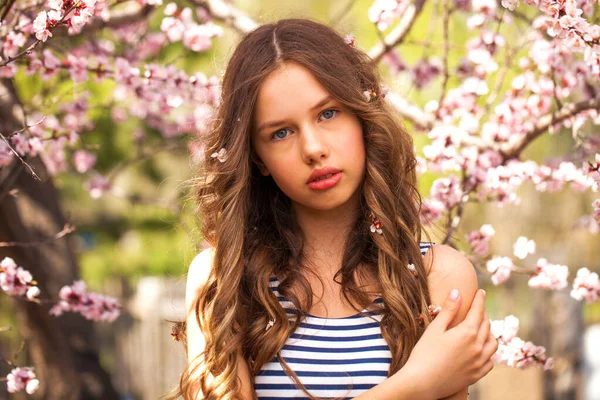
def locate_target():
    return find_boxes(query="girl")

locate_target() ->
[173,18,498,400]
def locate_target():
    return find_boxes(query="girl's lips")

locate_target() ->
[307,172,342,190]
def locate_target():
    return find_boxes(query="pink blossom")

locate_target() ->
[570,267,600,302]
[528,258,569,290]
[368,0,406,31]
[72,150,97,173]
[593,199,600,223]
[493,337,553,370]
[49,280,120,322]
[84,175,112,199]
[33,11,52,42]
[491,315,519,342]
[182,25,215,52]
[0,141,13,166]
[3,32,27,58]
[48,0,64,10]
[10,133,30,156]
[513,236,536,259]
[466,224,495,256]
[420,198,446,225]
[491,315,553,370]
[412,58,442,89]
[0,257,40,301]
[6,367,39,394]
[430,175,463,208]
[501,0,519,10]
[486,256,514,285]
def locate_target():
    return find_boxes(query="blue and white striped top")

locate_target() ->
[254,242,434,399]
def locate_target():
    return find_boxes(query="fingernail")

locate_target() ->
[450,289,459,300]
[482,289,486,297]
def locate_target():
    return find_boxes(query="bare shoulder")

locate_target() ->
[423,244,479,328]
[186,247,215,308]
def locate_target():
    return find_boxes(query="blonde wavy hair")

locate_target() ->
[167,18,434,400]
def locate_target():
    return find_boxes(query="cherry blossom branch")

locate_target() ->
[385,91,435,129]
[77,4,155,36]
[0,3,79,68]
[0,0,15,22]
[0,134,40,180]
[368,0,428,63]
[190,0,258,33]
[502,95,600,159]
[0,224,75,248]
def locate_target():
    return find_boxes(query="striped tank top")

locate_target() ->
[254,242,434,399]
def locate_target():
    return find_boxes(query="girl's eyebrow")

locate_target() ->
[256,95,334,133]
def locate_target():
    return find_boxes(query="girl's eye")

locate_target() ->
[271,128,291,141]
[320,109,338,120]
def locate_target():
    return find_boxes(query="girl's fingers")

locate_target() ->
[481,331,499,360]
[476,312,491,344]
[462,289,485,330]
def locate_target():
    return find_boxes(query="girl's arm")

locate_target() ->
[185,248,254,400]
[425,244,482,400]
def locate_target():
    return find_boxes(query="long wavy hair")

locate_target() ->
[168,18,435,400]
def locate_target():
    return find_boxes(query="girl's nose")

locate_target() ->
[300,125,329,164]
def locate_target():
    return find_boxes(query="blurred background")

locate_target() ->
[0,0,599,399]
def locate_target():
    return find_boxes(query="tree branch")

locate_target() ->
[368,0,428,63]
[385,91,435,129]
[190,0,258,34]
[0,224,75,248]
[502,95,600,159]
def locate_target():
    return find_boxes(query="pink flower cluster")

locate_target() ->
[528,258,569,290]
[491,315,554,370]
[466,224,496,257]
[368,0,410,30]
[486,256,514,285]
[570,267,600,303]
[6,367,39,394]
[160,3,223,52]
[513,236,536,260]
[49,280,120,322]
[0,258,40,301]
[33,0,104,42]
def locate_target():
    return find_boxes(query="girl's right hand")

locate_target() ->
[404,289,498,399]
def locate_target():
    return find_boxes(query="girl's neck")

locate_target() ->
[292,193,360,277]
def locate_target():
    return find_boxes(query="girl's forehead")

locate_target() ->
[254,63,331,120]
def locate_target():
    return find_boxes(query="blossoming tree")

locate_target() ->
[1,0,599,398]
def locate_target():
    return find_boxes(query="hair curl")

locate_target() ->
[166,18,435,400]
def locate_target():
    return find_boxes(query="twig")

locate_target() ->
[0,224,75,248]
[502,95,600,159]
[368,0,427,63]
[0,326,12,332]
[189,0,258,34]
[0,134,40,181]
[0,4,77,68]
[442,172,470,245]
[0,0,15,22]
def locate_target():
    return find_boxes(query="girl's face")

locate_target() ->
[251,62,366,214]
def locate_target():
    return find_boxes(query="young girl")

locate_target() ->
[173,18,498,400]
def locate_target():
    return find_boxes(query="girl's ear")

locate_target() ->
[252,153,270,176]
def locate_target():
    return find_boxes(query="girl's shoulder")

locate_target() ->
[186,247,215,307]
[423,244,478,328]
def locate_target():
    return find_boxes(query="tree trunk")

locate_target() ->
[0,81,120,400]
